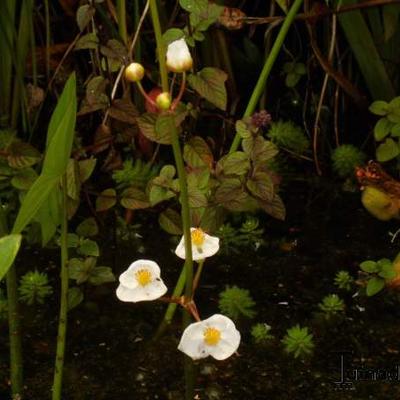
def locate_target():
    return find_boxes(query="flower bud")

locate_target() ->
[125,62,145,82]
[166,38,193,73]
[156,92,171,110]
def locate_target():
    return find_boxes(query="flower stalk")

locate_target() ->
[229,0,304,153]
[52,176,69,400]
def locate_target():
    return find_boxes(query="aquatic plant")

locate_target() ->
[282,325,314,358]
[178,314,240,360]
[0,289,8,321]
[218,286,256,320]
[18,270,53,305]
[318,294,345,315]
[251,323,274,343]
[331,144,366,178]
[359,258,396,296]
[267,120,309,155]
[334,271,354,291]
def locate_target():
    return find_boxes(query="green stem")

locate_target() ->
[44,0,50,81]
[116,0,128,45]
[52,177,69,400]
[149,0,168,92]
[192,259,205,294]
[154,267,186,339]
[229,0,304,153]
[149,2,194,399]
[1,204,23,399]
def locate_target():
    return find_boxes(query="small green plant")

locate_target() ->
[359,258,396,296]
[217,216,264,254]
[331,144,366,178]
[18,270,53,305]
[0,289,8,321]
[282,325,314,358]
[282,61,306,88]
[218,286,256,320]
[318,294,345,315]
[267,120,309,155]
[369,97,400,162]
[251,323,274,343]
[112,159,159,190]
[334,270,354,291]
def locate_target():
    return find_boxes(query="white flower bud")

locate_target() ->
[125,62,145,82]
[166,38,193,73]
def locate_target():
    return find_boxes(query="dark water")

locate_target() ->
[1,184,400,399]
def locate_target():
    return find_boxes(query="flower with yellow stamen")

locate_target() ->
[116,259,167,302]
[178,314,241,360]
[175,227,220,261]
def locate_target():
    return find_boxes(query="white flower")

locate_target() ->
[166,38,193,73]
[175,228,219,261]
[116,259,167,302]
[178,314,241,360]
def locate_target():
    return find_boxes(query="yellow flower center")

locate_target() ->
[135,269,152,286]
[203,327,221,346]
[191,229,205,247]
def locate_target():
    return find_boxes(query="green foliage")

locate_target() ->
[68,257,115,286]
[331,144,366,178]
[359,258,396,296]
[370,97,400,162]
[318,294,345,314]
[18,270,53,305]
[112,159,159,190]
[0,234,22,282]
[282,325,314,358]
[282,61,306,88]
[267,120,309,155]
[334,270,354,291]
[217,216,264,254]
[251,323,274,343]
[0,289,7,321]
[218,285,256,320]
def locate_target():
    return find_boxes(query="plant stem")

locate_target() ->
[229,0,304,153]
[154,267,186,339]
[52,177,69,400]
[116,0,128,45]
[44,0,50,81]
[148,2,194,398]
[149,0,168,92]
[0,204,23,399]
[192,259,205,294]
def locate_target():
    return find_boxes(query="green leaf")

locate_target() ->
[78,158,96,182]
[12,174,59,234]
[75,32,99,50]
[162,28,185,45]
[159,208,182,235]
[360,260,379,273]
[217,152,250,176]
[120,187,150,210]
[179,0,208,13]
[391,123,400,137]
[0,234,22,281]
[366,277,385,296]
[215,178,258,211]
[76,217,98,237]
[376,138,399,162]
[76,4,95,31]
[258,194,286,220]
[187,186,207,208]
[69,258,90,284]
[78,239,99,257]
[43,73,77,176]
[200,206,225,233]
[88,266,115,285]
[285,72,301,88]
[235,120,252,139]
[183,136,213,169]
[246,172,274,202]
[68,287,84,311]
[374,117,394,141]
[66,233,80,248]
[369,100,389,116]
[187,67,227,110]
[242,136,278,163]
[383,5,400,42]
[96,188,117,211]
[160,165,176,180]
[11,168,38,190]
[7,141,41,169]
[149,178,175,206]
[137,113,171,145]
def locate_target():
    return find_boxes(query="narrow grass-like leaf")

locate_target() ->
[0,234,22,281]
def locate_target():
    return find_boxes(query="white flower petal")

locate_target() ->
[175,228,220,261]
[119,259,161,288]
[116,279,167,303]
[116,284,140,302]
[177,314,241,361]
[119,269,139,289]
